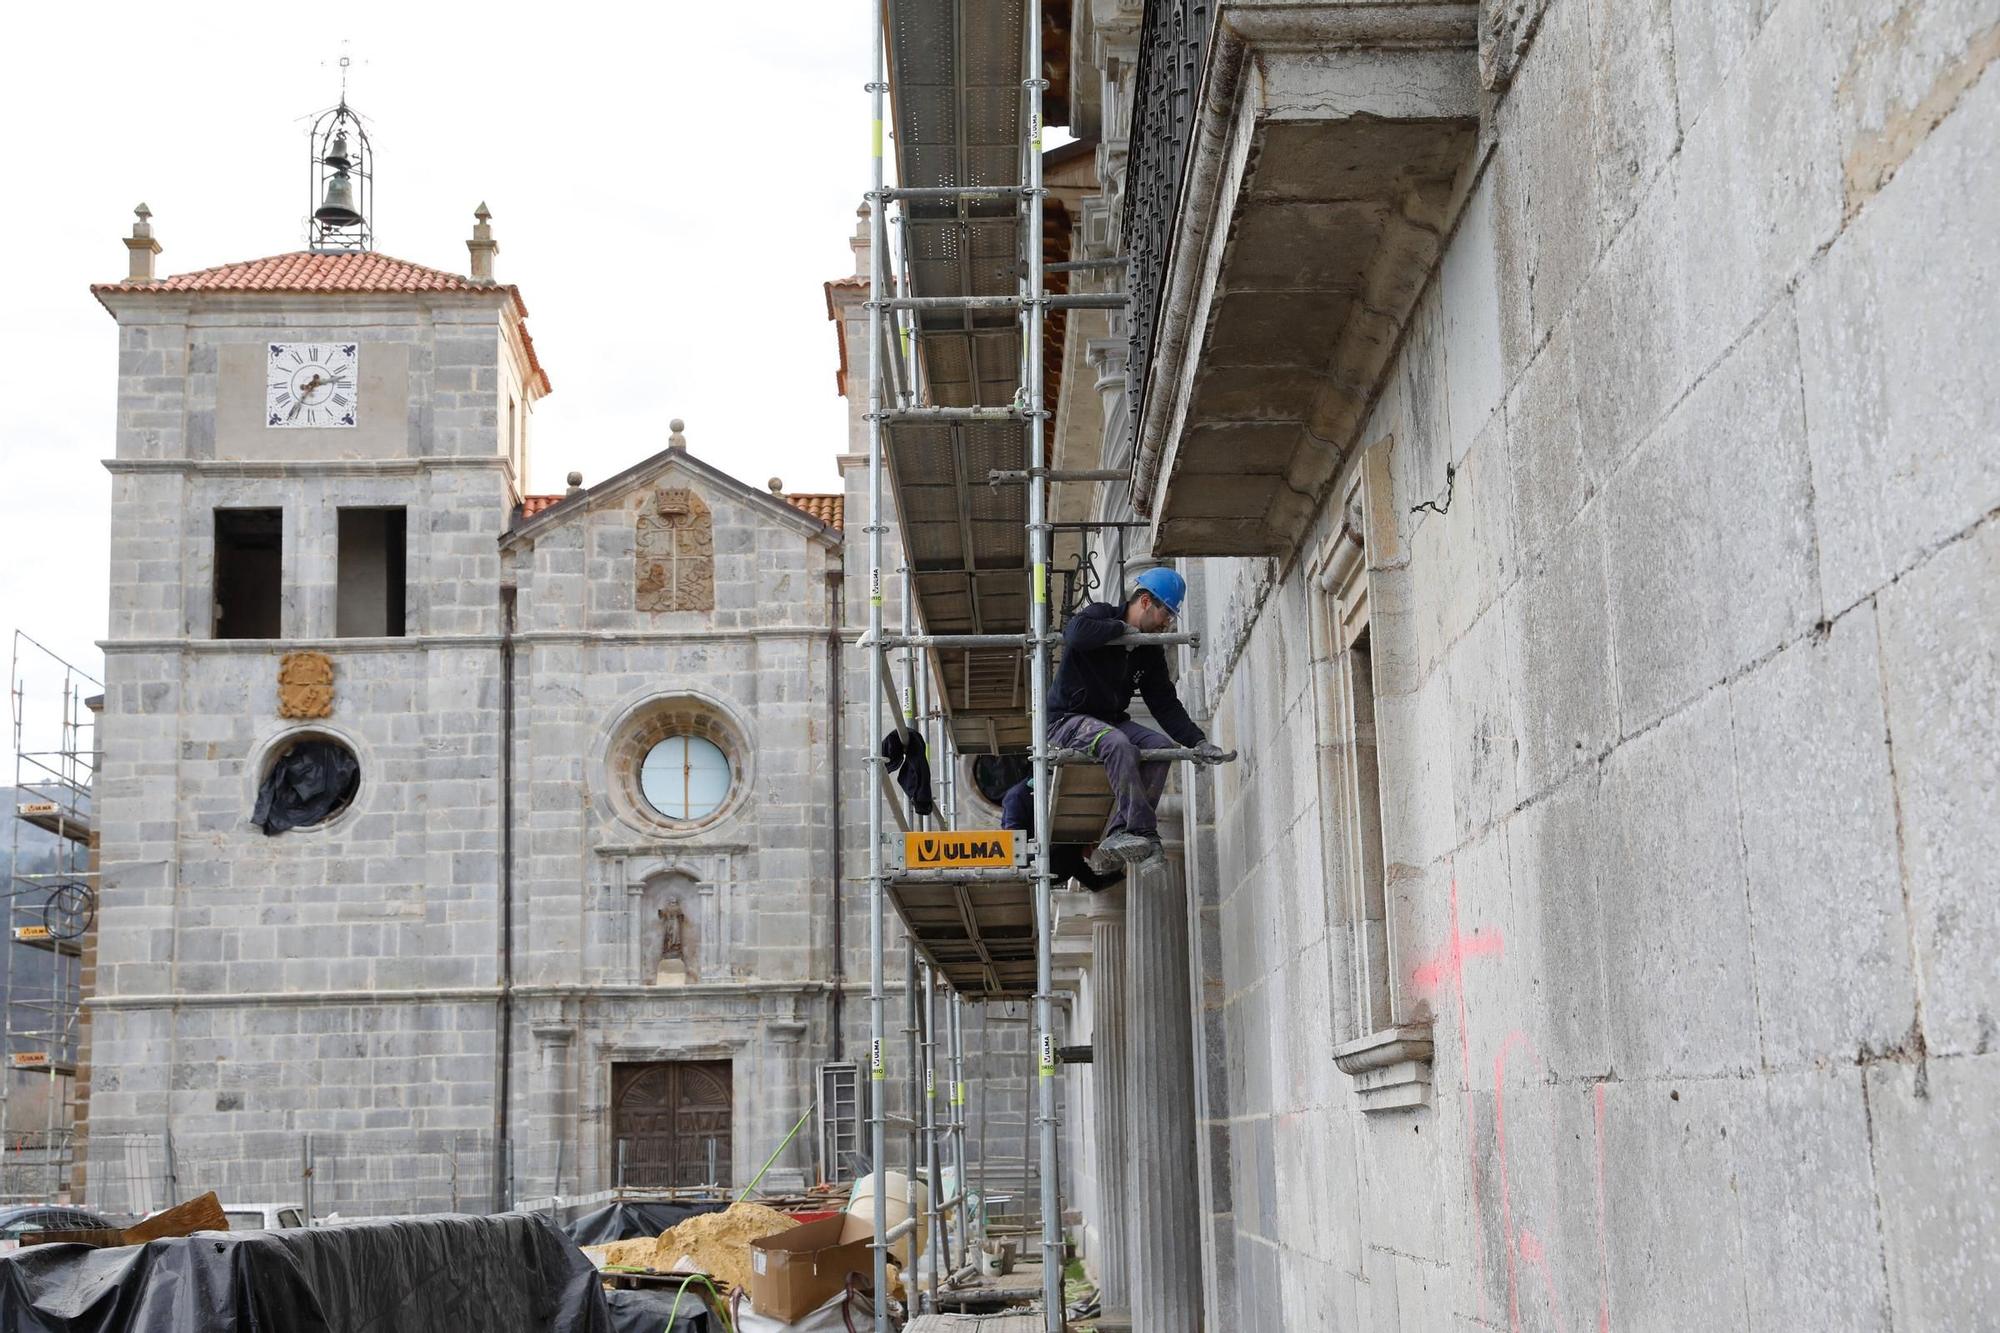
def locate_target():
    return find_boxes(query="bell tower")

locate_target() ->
[307,73,373,252]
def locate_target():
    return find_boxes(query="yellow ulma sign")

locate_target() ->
[904,831,1016,870]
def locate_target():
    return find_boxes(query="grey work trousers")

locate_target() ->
[1049,713,1173,839]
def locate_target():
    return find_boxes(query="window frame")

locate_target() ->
[1310,438,1435,1110]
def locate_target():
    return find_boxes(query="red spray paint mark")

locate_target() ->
[1594,1082,1611,1333]
[1412,926,1504,993]
[1495,1030,1565,1333]
[1423,876,1507,1323]
[1518,1228,1566,1333]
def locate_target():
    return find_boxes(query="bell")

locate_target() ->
[314,168,362,227]
[322,130,355,171]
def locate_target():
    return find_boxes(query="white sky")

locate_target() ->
[0,2,889,763]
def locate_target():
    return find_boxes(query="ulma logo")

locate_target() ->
[905,830,1015,868]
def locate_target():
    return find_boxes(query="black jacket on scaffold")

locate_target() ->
[1048,601,1206,747]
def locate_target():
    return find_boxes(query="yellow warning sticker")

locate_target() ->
[1034,561,1047,605]
[904,830,1016,870]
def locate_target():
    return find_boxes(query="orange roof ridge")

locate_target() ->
[93,249,550,394]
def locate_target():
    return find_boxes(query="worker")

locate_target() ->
[999,774,1124,890]
[1047,567,1226,870]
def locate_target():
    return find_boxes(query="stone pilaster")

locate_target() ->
[1125,839,1203,1329]
[1090,889,1132,1313]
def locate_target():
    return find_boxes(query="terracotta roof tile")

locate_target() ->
[93,250,552,394]
[784,492,844,529]
[520,494,566,518]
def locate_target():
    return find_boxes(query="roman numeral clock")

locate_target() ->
[266,342,358,427]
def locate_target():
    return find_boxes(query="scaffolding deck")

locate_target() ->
[15,802,92,844]
[889,874,1037,999]
[884,0,1036,756]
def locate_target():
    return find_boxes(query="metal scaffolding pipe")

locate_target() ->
[874,293,1126,311]
[868,631,1199,649]
[923,966,944,1305]
[1047,255,1127,272]
[904,943,925,1310]
[1025,8,1063,1324]
[988,468,1130,483]
[878,184,1026,200]
[864,22,891,1329]
[949,994,970,1252]
[880,406,1029,424]
[1051,746,1235,765]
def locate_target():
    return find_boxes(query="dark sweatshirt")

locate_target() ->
[1048,601,1205,747]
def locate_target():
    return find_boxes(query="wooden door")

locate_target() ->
[613,1061,734,1189]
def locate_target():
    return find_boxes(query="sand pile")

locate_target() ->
[602,1202,800,1290]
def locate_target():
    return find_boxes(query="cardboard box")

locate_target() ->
[747,1214,875,1321]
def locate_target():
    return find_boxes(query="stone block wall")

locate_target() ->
[1181,1,1999,1327]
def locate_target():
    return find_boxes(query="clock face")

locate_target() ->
[266,342,358,428]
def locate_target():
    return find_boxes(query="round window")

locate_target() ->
[253,736,360,835]
[971,754,1032,808]
[639,735,732,821]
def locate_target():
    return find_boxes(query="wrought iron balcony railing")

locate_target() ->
[1120,0,1217,471]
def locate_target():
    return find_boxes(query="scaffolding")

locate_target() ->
[859,2,1217,1327]
[3,633,101,1204]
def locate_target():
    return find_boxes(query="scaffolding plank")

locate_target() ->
[15,802,92,845]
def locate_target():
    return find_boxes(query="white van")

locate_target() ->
[221,1203,308,1231]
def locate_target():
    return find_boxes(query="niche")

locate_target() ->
[640,873,703,986]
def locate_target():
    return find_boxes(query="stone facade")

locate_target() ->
[1053,0,1999,1328]
[81,228,1041,1218]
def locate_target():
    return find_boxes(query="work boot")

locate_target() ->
[1085,843,1123,877]
[1097,831,1162,865]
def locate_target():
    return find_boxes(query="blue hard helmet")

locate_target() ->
[1130,567,1187,617]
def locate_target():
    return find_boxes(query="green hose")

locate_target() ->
[665,1270,733,1333]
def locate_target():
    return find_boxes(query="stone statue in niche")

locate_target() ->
[652,897,696,986]
[636,487,715,612]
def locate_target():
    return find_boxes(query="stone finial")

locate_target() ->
[767,477,785,495]
[668,419,688,452]
[467,201,499,284]
[851,201,872,280]
[565,470,584,496]
[124,202,162,282]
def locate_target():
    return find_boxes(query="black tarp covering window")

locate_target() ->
[0,1212,612,1333]
[253,740,361,835]
[564,1198,730,1246]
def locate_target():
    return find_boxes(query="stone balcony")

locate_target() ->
[1125,1,1481,557]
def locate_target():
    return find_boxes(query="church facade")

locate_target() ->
[76,203,1010,1215]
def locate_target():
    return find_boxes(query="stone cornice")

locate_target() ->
[104,457,510,477]
[87,979,831,1011]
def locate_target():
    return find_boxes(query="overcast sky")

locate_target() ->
[0,2,895,761]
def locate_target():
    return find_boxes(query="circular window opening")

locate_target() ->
[639,735,732,821]
[253,736,360,835]
[971,754,1032,808]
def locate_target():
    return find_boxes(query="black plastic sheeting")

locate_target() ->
[0,1212,612,1333]
[564,1198,730,1247]
[253,739,361,835]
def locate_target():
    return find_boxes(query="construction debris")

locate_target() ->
[601,1201,799,1291]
